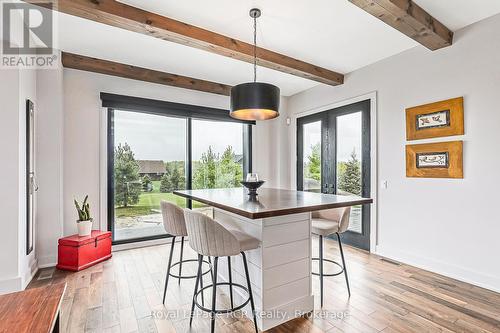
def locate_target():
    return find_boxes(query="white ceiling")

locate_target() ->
[54,0,500,96]
[414,0,500,31]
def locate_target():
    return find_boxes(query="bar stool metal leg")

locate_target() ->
[178,237,184,285]
[319,235,324,307]
[227,257,234,308]
[208,256,214,282]
[211,257,219,333]
[163,236,176,304]
[242,252,258,333]
[200,262,205,307]
[190,254,203,327]
[337,233,351,297]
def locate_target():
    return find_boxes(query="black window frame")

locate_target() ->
[105,94,253,245]
[297,100,371,250]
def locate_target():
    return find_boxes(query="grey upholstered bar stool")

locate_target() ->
[311,206,352,307]
[160,201,210,305]
[184,208,259,333]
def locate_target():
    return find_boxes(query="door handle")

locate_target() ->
[30,173,39,193]
[329,183,335,194]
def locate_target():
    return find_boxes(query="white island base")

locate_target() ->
[213,208,314,331]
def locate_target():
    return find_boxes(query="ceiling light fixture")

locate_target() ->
[230,8,280,121]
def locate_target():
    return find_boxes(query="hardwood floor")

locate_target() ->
[28,237,500,333]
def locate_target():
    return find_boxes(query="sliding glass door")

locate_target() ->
[111,110,187,242]
[108,109,252,244]
[192,119,245,190]
[297,100,371,250]
[190,119,246,215]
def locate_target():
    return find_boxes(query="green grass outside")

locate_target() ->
[115,181,204,218]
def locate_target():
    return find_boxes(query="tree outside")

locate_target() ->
[160,166,186,193]
[114,143,141,207]
[193,145,242,189]
[141,175,152,192]
[337,149,361,196]
[114,143,242,218]
[305,143,321,182]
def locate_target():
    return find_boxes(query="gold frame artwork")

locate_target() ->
[406,97,464,140]
[406,141,463,178]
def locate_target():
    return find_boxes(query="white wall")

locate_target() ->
[0,8,39,293]
[36,60,64,268]
[253,97,291,189]
[286,14,500,292]
[0,64,37,293]
[0,68,22,293]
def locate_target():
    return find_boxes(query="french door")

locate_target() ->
[297,100,371,250]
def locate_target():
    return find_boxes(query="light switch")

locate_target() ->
[381,180,388,189]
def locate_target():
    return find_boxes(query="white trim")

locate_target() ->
[38,262,57,269]
[0,276,23,294]
[293,91,377,118]
[38,254,57,268]
[290,91,378,253]
[21,258,39,289]
[112,237,175,252]
[375,244,500,293]
[99,108,108,231]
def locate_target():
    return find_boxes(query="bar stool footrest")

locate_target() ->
[169,259,211,279]
[194,282,250,314]
[311,257,344,277]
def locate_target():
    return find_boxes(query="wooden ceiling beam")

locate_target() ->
[61,52,232,95]
[28,0,344,86]
[349,0,453,50]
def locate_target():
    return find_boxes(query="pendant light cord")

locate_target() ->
[253,14,257,83]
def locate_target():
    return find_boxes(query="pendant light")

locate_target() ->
[230,8,280,121]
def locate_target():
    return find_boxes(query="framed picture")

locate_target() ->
[406,141,463,178]
[406,97,464,140]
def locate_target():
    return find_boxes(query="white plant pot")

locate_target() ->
[77,219,93,237]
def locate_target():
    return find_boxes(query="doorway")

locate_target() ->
[26,99,37,255]
[297,100,371,250]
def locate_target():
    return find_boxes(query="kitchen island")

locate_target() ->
[173,188,372,331]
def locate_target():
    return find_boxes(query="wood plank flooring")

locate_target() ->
[28,237,500,333]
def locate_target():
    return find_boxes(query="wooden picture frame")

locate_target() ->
[406,141,463,178]
[406,97,464,140]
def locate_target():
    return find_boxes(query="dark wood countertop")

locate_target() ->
[174,188,373,219]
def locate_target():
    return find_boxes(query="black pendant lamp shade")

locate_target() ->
[230,82,280,121]
[230,8,280,121]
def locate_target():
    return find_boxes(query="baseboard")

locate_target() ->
[22,258,39,289]
[112,237,173,252]
[375,244,500,293]
[0,276,23,295]
[38,254,57,268]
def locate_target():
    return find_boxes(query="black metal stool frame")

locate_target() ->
[311,233,351,307]
[190,252,258,333]
[162,236,212,305]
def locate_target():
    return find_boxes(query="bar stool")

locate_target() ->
[183,208,259,333]
[311,206,352,307]
[160,201,211,305]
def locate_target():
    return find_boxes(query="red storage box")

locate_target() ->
[56,230,112,271]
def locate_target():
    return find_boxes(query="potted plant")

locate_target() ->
[74,195,93,236]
